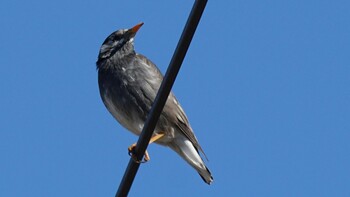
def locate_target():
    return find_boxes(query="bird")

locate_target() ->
[96,22,213,184]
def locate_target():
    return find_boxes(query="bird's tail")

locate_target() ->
[169,135,213,184]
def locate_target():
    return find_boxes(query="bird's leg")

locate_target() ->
[149,133,165,143]
[128,133,165,163]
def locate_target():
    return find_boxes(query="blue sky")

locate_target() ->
[1,0,350,196]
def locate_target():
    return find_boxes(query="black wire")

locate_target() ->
[115,0,208,196]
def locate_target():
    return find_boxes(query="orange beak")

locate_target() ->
[130,22,144,34]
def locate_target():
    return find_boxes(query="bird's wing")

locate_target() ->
[164,93,208,160]
[130,54,207,159]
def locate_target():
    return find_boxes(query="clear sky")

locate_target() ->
[1,0,349,196]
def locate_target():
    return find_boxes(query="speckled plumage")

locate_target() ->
[96,23,213,184]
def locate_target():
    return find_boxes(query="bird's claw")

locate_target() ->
[128,144,150,163]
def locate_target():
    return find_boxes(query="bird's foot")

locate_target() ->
[128,143,150,163]
[127,133,164,163]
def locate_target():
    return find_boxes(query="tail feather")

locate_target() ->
[169,135,213,184]
[199,166,213,185]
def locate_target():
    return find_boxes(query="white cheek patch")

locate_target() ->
[112,39,123,48]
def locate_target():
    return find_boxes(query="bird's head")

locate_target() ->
[97,22,144,65]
